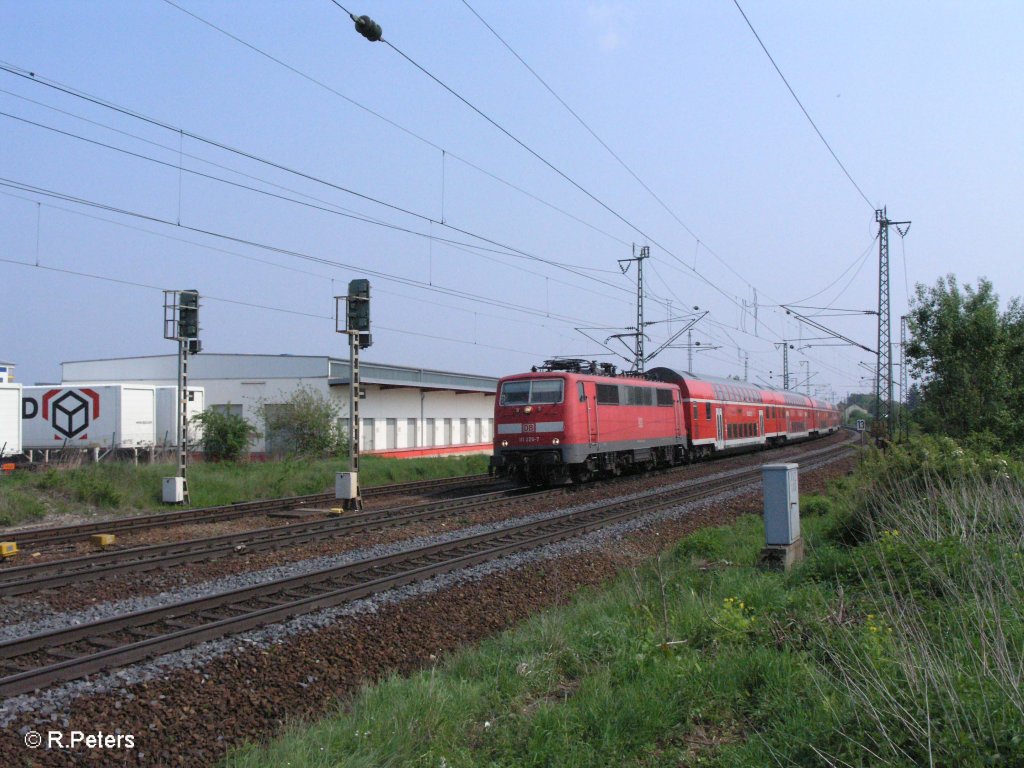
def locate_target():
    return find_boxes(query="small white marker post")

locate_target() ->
[758,463,804,571]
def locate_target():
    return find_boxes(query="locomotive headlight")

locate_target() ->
[524,406,533,414]
[552,438,560,445]
[501,440,509,447]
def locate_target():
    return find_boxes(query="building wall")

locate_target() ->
[350,386,494,452]
[62,355,496,455]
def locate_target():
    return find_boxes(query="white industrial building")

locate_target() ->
[61,354,497,457]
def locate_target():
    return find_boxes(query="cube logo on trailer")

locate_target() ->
[21,388,102,440]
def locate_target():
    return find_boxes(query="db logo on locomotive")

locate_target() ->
[21,388,101,441]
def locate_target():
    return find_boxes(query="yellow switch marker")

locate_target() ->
[0,542,18,558]
[91,533,117,548]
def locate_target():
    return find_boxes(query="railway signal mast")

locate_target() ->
[874,208,911,438]
[162,289,201,504]
[336,280,371,511]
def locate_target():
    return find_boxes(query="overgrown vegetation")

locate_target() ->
[257,386,344,458]
[226,439,1023,767]
[0,453,489,528]
[191,407,257,462]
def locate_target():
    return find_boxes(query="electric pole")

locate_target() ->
[899,315,909,441]
[774,342,793,390]
[874,208,911,437]
[617,245,649,373]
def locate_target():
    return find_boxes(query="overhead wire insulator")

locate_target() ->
[353,15,382,42]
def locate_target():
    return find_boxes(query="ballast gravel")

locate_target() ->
[0,460,767,644]
[0,447,855,766]
[0,475,755,727]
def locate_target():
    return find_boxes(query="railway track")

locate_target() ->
[1,473,497,550]
[0,486,563,596]
[0,437,855,595]
[0,440,853,698]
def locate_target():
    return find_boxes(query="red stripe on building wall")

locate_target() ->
[366,442,493,460]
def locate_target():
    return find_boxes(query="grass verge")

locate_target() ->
[226,439,1024,767]
[0,453,490,527]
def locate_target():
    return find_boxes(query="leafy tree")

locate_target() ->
[906,275,1015,445]
[257,386,343,458]
[905,383,922,412]
[191,408,255,461]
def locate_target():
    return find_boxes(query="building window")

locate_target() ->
[407,418,418,448]
[362,418,375,451]
[386,418,398,450]
[443,418,453,446]
[459,418,468,444]
[474,418,482,443]
[486,418,493,441]
[425,418,436,447]
[210,403,243,419]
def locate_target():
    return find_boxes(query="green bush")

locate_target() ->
[191,408,255,461]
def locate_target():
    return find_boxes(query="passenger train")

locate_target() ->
[490,359,841,484]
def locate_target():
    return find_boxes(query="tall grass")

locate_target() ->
[812,473,1024,767]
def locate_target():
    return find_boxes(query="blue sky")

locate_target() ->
[1,1,1021,400]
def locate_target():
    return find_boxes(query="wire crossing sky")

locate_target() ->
[1,1,1021,401]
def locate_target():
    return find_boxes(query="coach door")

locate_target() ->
[758,410,764,438]
[715,408,724,450]
[580,381,599,446]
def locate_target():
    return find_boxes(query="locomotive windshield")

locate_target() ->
[499,379,564,405]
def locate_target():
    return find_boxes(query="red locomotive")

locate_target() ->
[490,359,840,484]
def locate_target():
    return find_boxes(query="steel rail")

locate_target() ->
[0,442,854,698]
[0,486,559,596]
[2,473,496,549]
[0,437,854,593]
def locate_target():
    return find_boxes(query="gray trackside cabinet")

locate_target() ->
[336,472,358,500]
[762,463,800,545]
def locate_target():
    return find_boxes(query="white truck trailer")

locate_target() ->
[155,386,206,447]
[0,383,22,458]
[21,384,156,449]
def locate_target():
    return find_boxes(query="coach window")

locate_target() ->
[705,402,712,420]
[693,404,698,421]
